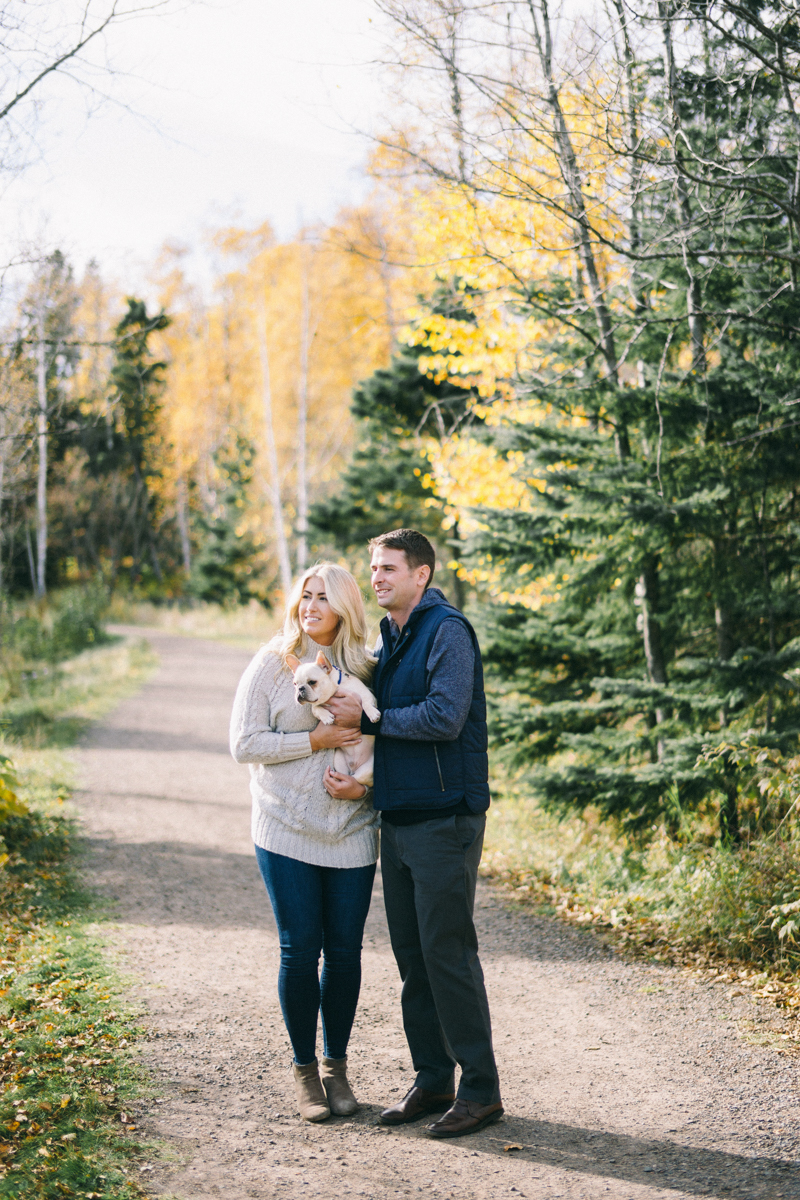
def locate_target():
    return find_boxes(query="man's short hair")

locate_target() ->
[369,528,436,588]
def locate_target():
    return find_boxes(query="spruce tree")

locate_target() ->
[189,434,262,605]
[108,299,171,585]
[310,284,480,601]
[460,17,800,841]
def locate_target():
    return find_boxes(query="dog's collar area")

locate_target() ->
[335,667,343,685]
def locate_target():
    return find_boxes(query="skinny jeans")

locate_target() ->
[255,845,376,1065]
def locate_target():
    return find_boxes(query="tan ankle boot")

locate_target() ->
[320,1056,359,1116]
[292,1059,330,1122]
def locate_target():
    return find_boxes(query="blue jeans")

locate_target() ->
[254,846,376,1064]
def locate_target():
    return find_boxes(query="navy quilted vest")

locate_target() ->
[372,598,490,813]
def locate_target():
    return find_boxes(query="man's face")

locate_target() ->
[370,547,429,612]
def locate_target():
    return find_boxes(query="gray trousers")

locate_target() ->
[380,812,500,1105]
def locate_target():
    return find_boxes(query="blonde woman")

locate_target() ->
[230,563,378,1123]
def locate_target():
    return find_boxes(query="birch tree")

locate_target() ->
[20,252,78,598]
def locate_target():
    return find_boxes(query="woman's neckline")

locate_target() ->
[307,636,337,653]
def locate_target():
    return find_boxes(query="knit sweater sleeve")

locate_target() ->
[230,649,313,765]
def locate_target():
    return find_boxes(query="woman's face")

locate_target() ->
[298,576,340,646]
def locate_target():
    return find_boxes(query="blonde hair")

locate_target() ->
[278,562,376,683]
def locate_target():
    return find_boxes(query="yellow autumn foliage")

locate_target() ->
[361,76,628,605]
[153,205,413,586]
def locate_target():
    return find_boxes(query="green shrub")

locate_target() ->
[0,588,112,736]
[673,839,800,969]
[484,781,800,975]
[2,588,110,669]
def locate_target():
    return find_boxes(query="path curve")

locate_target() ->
[74,628,800,1200]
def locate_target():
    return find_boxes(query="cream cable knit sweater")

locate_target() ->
[230,637,379,868]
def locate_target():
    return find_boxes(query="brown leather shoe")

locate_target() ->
[426,1097,504,1138]
[378,1086,456,1126]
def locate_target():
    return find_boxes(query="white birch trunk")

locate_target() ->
[0,397,6,595]
[258,311,293,595]
[35,308,48,599]
[296,245,310,573]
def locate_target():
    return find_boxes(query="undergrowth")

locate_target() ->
[0,593,161,1196]
[483,780,800,1018]
[1,611,156,750]
[0,754,149,1198]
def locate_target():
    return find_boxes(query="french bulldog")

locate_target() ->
[286,651,381,788]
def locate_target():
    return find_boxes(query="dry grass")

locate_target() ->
[106,597,278,652]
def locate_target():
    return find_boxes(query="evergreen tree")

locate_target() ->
[310,284,480,601]
[189,434,263,605]
[107,298,170,580]
[459,17,800,842]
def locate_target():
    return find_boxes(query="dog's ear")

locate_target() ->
[316,652,333,673]
[285,653,301,673]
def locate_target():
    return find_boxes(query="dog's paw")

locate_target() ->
[365,707,381,723]
[314,707,335,725]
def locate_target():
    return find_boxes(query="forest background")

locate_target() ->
[4,0,800,991]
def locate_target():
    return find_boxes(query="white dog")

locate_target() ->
[286,652,381,788]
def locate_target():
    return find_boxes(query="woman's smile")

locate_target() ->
[299,577,340,645]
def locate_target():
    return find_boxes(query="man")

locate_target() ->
[333,528,501,1138]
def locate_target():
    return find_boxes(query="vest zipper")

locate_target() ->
[384,630,409,707]
[433,745,445,792]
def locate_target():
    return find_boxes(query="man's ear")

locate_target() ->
[286,653,301,672]
[316,652,333,672]
[419,564,432,588]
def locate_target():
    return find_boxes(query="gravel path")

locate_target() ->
[74,628,800,1200]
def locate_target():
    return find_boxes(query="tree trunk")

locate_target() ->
[527,0,630,459]
[296,246,310,574]
[258,312,293,596]
[719,776,741,846]
[0,403,6,595]
[659,1,706,374]
[35,309,48,599]
[25,522,37,594]
[638,559,667,759]
[448,520,466,610]
[609,0,646,314]
[177,476,192,576]
[714,603,734,662]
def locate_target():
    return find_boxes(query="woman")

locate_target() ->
[230,562,378,1122]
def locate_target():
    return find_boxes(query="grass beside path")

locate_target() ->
[0,634,159,1198]
[107,595,277,653]
[482,783,800,1029]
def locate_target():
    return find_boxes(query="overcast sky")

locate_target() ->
[1,0,387,290]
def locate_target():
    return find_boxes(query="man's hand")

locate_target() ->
[325,690,363,728]
[324,767,368,801]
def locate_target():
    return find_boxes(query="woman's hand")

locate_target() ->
[309,721,362,752]
[323,767,368,801]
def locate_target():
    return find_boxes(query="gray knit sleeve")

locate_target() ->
[230,650,313,765]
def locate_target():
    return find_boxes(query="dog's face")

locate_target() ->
[286,652,338,706]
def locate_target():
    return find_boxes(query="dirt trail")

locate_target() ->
[74,628,800,1200]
